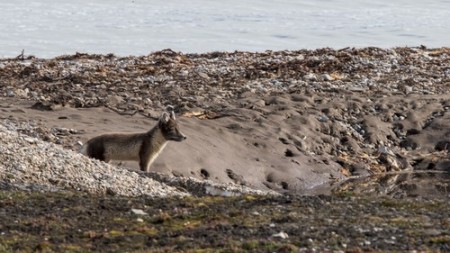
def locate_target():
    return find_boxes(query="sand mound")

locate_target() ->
[0,120,272,197]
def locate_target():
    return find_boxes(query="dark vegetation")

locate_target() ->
[0,190,448,252]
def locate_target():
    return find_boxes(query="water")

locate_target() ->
[1,0,449,58]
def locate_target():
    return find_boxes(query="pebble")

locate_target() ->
[322,74,334,81]
[6,90,15,97]
[131,209,148,216]
[179,70,189,77]
[197,72,210,80]
[348,86,367,92]
[107,95,125,105]
[23,137,37,144]
[318,115,329,122]
[303,73,317,81]
[377,145,395,156]
[272,231,289,239]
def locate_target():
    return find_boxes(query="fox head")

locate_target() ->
[159,111,187,142]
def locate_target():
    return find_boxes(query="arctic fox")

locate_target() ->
[81,110,186,171]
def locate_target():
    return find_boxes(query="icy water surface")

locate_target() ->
[0,0,449,58]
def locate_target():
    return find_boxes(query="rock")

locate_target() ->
[15,88,29,98]
[131,209,148,216]
[107,95,124,105]
[348,86,367,92]
[253,99,266,107]
[6,90,15,97]
[322,74,334,81]
[435,140,450,152]
[272,231,289,239]
[318,115,329,122]
[127,103,144,111]
[23,137,37,144]
[197,72,210,80]
[378,148,410,171]
[424,229,442,236]
[350,163,371,177]
[378,146,395,156]
[303,73,317,81]
[179,70,189,78]
[31,102,54,111]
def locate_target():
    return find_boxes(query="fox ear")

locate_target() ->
[160,112,170,123]
[166,105,176,120]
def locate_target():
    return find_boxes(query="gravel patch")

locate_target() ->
[0,121,185,197]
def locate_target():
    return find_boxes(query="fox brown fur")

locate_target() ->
[81,111,186,171]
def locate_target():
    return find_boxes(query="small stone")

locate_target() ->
[348,86,367,92]
[179,70,189,77]
[15,88,29,98]
[272,231,289,239]
[350,163,370,176]
[24,137,37,144]
[197,72,210,80]
[30,91,38,98]
[254,99,265,107]
[303,73,317,81]
[143,98,153,105]
[6,90,15,97]
[107,95,124,105]
[424,229,442,236]
[378,145,394,156]
[318,115,329,122]
[405,86,413,93]
[131,209,148,215]
[322,74,334,81]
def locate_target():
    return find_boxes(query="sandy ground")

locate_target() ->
[1,98,343,193]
